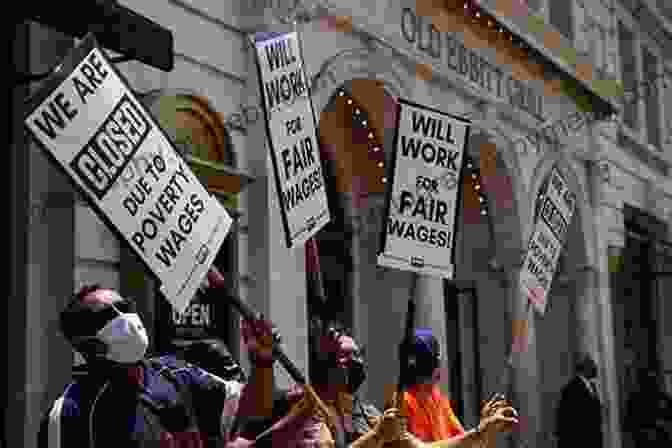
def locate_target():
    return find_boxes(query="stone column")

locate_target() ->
[409,78,451,399]
[590,117,624,448]
[243,30,309,390]
[572,266,600,359]
[414,273,450,396]
[508,256,543,448]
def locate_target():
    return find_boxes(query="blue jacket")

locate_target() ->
[37,355,243,448]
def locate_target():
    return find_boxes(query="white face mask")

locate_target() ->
[96,307,149,364]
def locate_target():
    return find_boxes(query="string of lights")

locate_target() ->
[336,88,387,185]
[465,155,490,217]
[336,87,490,217]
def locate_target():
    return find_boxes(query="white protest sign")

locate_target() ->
[520,167,576,314]
[254,31,330,248]
[23,35,232,314]
[377,99,470,279]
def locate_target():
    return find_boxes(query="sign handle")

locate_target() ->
[206,266,337,432]
[393,273,419,412]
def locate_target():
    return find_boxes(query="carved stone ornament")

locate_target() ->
[272,0,325,25]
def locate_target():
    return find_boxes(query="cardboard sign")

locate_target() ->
[520,167,576,314]
[23,35,232,314]
[254,31,330,248]
[377,99,470,278]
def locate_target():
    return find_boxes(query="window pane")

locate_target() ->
[642,47,661,148]
[549,0,574,41]
[618,21,639,130]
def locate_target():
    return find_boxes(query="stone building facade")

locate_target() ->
[7,1,672,448]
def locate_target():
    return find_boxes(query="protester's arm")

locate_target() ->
[205,268,276,423]
[236,320,275,422]
[423,429,485,448]
[421,404,518,448]
[350,407,406,448]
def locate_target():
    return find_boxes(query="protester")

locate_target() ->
[555,353,603,448]
[208,265,518,448]
[625,368,672,447]
[37,282,244,448]
[401,328,516,447]
[225,310,405,448]
[179,338,247,383]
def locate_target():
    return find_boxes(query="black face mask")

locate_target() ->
[312,354,366,394]
[347,356,366,393]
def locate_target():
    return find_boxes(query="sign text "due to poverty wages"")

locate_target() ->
[122,154,207,269]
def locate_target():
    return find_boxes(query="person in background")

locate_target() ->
[180,339,247,383]
[401,328,516,447]
[625,368,672,447]
[37,279,245,448]
[555,354,603,448]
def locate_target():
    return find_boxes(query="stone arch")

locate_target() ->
[142,89,237,168]
[450,126,527,424]
[464,125,527,267]
[314,68,417,408]
[529,151,597,445]
[487,123,529,232]
[310,46,412,119]
[137,89,240,355]
[528,151,595,268]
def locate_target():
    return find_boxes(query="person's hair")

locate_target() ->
[59,284,104,342]
[575,353,597,374]
[182,340,246,382]
[308,316,357,383]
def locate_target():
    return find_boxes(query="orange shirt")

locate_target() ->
[403,385,465,442]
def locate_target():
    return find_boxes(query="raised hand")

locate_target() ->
[241,314,279,367]
[477,404,519,437]
[480,394,511,419]
[374,407,405,444]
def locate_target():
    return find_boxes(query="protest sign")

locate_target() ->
[23,34,232,314]
[377,99,470,279]
[254,31,330,248]
[519,167,576,315]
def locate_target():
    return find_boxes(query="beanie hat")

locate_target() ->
[408,328,440,380]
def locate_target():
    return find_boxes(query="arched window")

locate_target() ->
[126,90,241,359]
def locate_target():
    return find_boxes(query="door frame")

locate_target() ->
[445,280,481,427]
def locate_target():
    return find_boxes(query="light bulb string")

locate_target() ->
[338,89,386,183]
[337,91,492,210]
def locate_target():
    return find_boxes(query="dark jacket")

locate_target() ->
[556,376,603,448]
[37,355,244,448]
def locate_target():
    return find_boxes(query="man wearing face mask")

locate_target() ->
[37,282,245,448]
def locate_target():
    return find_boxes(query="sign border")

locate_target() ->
[23,33,231,307]
[253,30,330,249]
[377,97,471,277]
